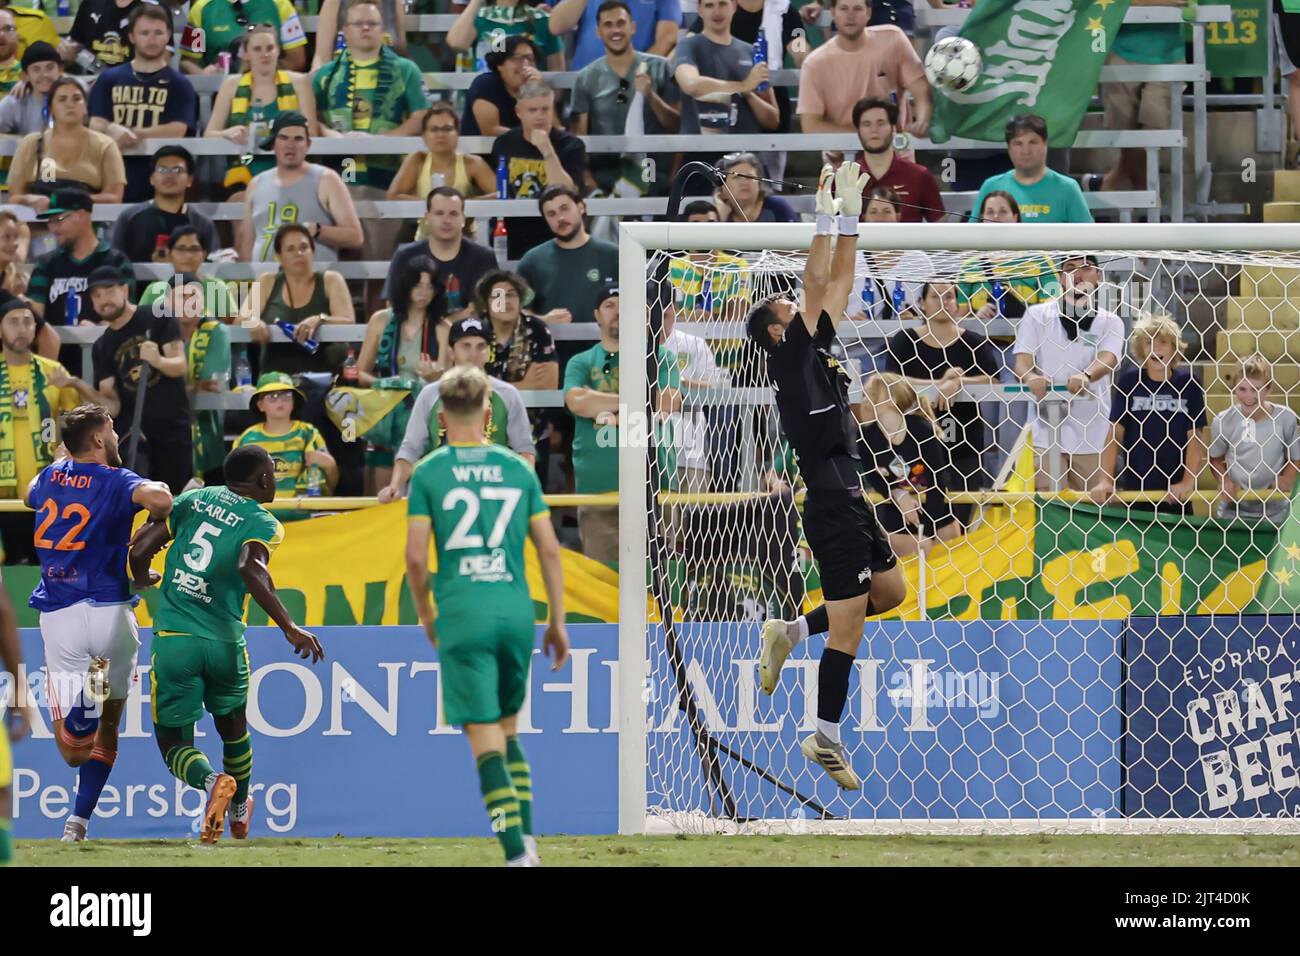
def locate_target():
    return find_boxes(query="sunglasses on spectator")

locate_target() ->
[602,353,616,375]
[154,164,188,176]
[615,77,630,106]
[0,26,16,34]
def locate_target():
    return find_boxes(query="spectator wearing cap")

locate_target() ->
[490,80,588,261]
[570,1,680,196]
[205,23,319,203]
[109,146,219,265]
[88,263,193,493]
[0,40,63,137]
[377,315,536,503]
[244,222,356,377]
[565,0,682,72]
[447,0,567,76]
[476,269,558,390]
[518,185,618,329]
[235,372,338,499]
[166,276,233,485]
[460,34,538,138]
[8,77,126,211]
[180,0,308,76]
[1013,254,1122,492]
[970,115,1092,224]
[383,186,497,326]
[0,293,99,562]
[138,226,240,325]
[564,282,682,565]
[852,97,943,223]
[796,0,930,136]
[88,4,198,203]
[237,110,363,263]
[27,188,135,327]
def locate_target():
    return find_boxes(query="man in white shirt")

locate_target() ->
[1013,255,1124,491]
[661,300,719,491]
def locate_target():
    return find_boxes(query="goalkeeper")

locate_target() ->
[744,163,906,790]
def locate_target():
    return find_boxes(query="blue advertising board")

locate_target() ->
[6,625,619,839]
[1124,616,1300,818]
[647,619,1125,820]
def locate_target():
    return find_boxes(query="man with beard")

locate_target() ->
[851,97,944,223]
[1013,254,1124,491]
[25,403,172,842]
[518,184,618,331]
[0,295,101,563]
[0,8,25,96]
[87,265,192,494]
[26,188,135,328]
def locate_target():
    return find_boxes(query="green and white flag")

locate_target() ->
[929,0,1133,146]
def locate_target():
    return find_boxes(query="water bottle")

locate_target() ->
[342,348,359,385]
[304,464,323,497]
[65,291,80,325]
[861,280,875,314]
[235,349,253,389]
[334,31,345,53]
[496,155,508,198]
[990,278,1006,317]
[276,319,320,354]
[891,280,906,315]
[753,32,769,92]
[493,219,508,266]
[57,0,70,16]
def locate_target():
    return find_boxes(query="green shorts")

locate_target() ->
[438,608,535,726]
[366,445,395,469]
[151,632,250,729]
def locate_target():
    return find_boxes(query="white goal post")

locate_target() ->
[616,222,1300,836]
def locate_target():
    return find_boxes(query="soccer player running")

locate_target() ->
[1,579,31,865]
[128,445,324,844]
[404,365,569,867]
[745,164,907,790]
[26,404,174,842]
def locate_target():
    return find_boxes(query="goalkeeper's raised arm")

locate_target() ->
[801,162,868,332]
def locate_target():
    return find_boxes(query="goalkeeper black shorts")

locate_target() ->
[802,484,897,601]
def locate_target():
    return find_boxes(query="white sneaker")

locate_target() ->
[759,620,793,695]
[524,834,541,866]
[506,853,540,867]
[800,732,861,790]
[61,817,88,843]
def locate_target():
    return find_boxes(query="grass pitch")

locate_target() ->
[15,834,1300,866]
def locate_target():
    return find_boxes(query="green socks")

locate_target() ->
[506,736,533,836]
[165,745,216,791]
[223,733,253,806]
[0,818,11,865]
[476,751,526,861]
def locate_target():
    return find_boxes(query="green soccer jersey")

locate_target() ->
[408,443,548,619]
[155,486,286,644]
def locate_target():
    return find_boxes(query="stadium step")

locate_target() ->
[1238,264,1300,298]
[1226,296,1300,331]
[1262,201,1300,222]
[1273,169,1300,202]
[1217,329,1300,363]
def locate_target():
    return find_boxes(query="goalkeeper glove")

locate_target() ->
[835,161,870,219]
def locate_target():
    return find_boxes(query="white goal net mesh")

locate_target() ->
[635,243,1300,834]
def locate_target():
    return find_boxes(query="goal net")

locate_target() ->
[615,222,1300,835]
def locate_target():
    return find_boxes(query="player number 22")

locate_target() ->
[33,499,91,551]
[443,487,521,549]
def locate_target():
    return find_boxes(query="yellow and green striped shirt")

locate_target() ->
[234,420,326,498]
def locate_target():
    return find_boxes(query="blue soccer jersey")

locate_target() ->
[28,460,146,613]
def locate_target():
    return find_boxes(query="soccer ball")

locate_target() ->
[924,36,982,93]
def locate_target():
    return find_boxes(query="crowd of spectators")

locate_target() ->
[0,0,1285,572]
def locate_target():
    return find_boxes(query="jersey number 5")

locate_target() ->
[184,521,223,573]
[33,499,91,552]
[443,487,522,550]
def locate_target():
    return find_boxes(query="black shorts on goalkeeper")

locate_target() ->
[802,460,897,602]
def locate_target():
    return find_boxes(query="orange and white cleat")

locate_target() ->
[200,774,237,845]
[229,796,254,841]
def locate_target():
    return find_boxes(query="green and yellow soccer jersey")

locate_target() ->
[956,252,1060,317]
[408,443,547,619]
[235,420,326,497]
[154,486,285,644]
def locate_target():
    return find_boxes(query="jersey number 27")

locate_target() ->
[443,487,521,550]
